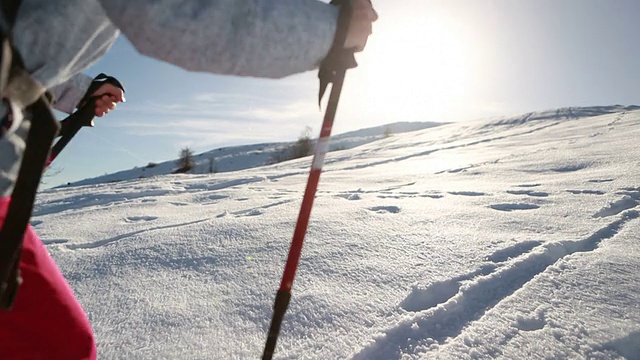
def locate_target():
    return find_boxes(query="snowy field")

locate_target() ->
[34,105,640,359]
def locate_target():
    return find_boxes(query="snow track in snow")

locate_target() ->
[352,208,639,360]
[65,218,210,250]
[507,189,549,197]
[489,203,540,211]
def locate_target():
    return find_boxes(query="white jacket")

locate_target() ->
[1,0,339,196]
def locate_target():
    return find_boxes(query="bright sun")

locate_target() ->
[347,9,476,123]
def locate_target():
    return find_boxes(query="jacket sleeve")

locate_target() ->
[98,0,338,79]
[47,73,93,114]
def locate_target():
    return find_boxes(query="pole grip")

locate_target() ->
[319,0,357,104]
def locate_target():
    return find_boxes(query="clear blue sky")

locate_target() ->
[46,0,640,187]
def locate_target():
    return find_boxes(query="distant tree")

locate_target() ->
[268,126,314,165]
[290,126,313,159]
[267,145,289,165]
[175,147,194,173]
[383,125,393,138]
[208,157,217,173]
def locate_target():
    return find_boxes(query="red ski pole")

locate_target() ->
[262,1,357,359]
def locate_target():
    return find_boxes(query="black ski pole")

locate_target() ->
[262,1,358,359]
[51,72,125,163]
[49,98,97,163]
[1,75,122,309]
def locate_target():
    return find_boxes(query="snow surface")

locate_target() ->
[33,105,640,359]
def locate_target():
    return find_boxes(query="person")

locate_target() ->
[0,74,125,359]
[0,0,378,359]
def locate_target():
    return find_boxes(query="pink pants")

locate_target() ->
[0,197,96,359]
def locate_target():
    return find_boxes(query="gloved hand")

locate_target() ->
[343,0,378,52]
[78,73,126,118]
[58,74,125,137]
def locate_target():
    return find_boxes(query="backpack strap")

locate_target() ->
[0,99,59,310]
[0,2,61,310]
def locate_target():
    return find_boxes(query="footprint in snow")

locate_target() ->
[169,202,189,207]
[566,189,605,195]
[490,203,540,212]
[435,166,472,174]
[507,190,549,197]
[592,196,638,218]
[337,193,362,201]
[207,194,228,200]
[42,238,69,245]
[199,194,229,205]
[514,311,547,331]
[448,191,486,197]
[516,183,541,188]
[400,279,461,312]
[30,220,43,227]
[369,206,400,214]
[550,163,590,172]
[618,187,640,195]
[377,194,404,199]
[238,209,263,217]
[588,179,614,183]
[125,216,158,223]
[420,194,444,199]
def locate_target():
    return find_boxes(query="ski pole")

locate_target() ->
[1,76,123,309]
[262,1,357,358]
[50,73,125,164]
[48,98,97,164]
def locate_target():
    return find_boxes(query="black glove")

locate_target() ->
[77,73,125,110]
[58,74,125,137]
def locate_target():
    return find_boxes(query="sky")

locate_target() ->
[33,106,640,358]
[46,0,640,187]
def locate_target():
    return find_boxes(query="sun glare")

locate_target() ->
[349,10,476,123]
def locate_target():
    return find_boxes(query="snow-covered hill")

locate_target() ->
[34,105,640,359]
[66,121,443,187]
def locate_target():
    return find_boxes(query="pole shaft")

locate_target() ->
[262,70,347,360]
[279,69,346,292]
